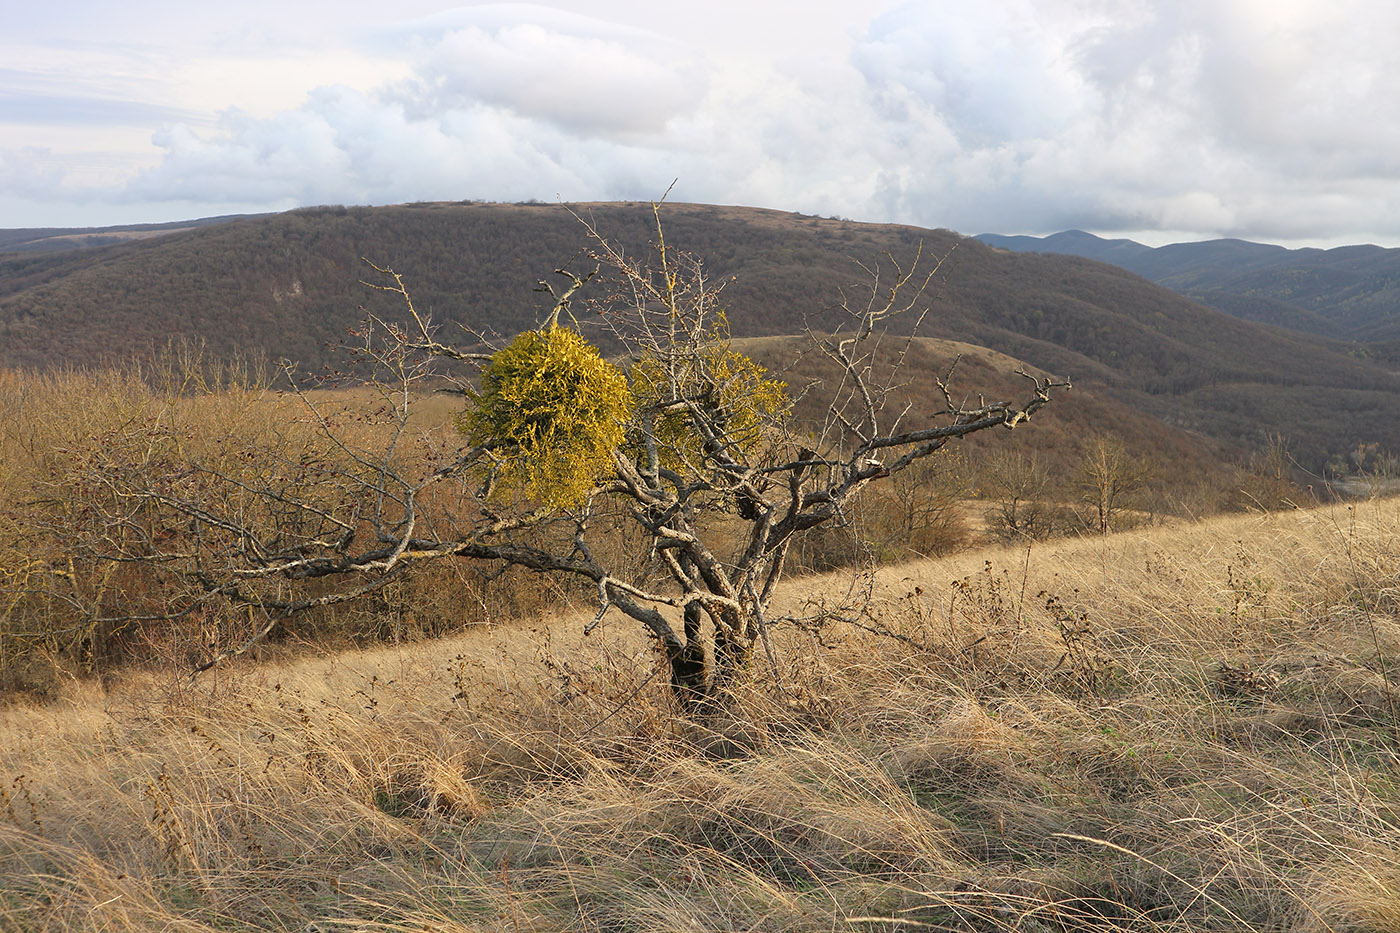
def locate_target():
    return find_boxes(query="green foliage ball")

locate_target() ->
[461,326,632,509]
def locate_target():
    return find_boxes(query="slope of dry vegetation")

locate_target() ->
[0,363,575,697]
[2,498,1398,931]
[0,349,1288,698]
[4,201,1399,467]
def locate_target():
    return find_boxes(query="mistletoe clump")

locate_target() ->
[630,325,789,473]
[461,325,632,509]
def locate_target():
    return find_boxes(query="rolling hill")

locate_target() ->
[3,201,1399,469]
[978,229,1400,342]
[0,214,260,254]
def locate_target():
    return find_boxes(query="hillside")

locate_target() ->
[0,214,257,253]
[0,353,1249,701]
[3,500,1397,931]
[737,334,1235,484]
[978,229,1400,341]
[3,201,1400,467]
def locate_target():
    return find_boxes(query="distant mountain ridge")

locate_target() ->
[0,215,263,254]
[976,229,1400,341]
[4,201,1400,468]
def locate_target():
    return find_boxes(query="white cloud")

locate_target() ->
[388,5,707,138]
[113,6,712,208]
[0,147,67,198]
[855,0,1096,146]
[842,0,1400,241]
[7,0,1400,246]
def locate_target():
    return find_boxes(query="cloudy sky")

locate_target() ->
[4,0,1398,246]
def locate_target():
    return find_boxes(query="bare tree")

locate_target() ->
[1078,435,1154,534]
[86,206,1066,712]
[863,452,974,558]
[982,449,1054,540]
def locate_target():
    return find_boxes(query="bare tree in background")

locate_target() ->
[982,449,1054,540]
[1079,435,1154,534]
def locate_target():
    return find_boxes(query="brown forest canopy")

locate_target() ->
[3,200,1398,468]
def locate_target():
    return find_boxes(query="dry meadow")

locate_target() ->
[2,497,1398,931]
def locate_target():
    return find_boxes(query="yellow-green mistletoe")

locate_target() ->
[461,325,632,509]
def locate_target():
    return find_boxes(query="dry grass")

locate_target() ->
[1,498,1397,931]
[0,367,581,694]
[0,360,1274,696]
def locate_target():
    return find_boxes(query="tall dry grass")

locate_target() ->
[1,498,1396,931]
[2,363,1295,699]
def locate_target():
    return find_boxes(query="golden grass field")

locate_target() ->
[2,497,1398,931]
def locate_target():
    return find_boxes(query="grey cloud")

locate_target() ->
[1070,1,1400,173]
[843,0,1400,241]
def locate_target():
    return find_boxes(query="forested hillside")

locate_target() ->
[4,201,1399,467]
[979,229,1400,342]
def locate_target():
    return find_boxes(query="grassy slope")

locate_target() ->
[2,499,1397,931]
[0,356,1257,700]
[738,333,1238,482]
